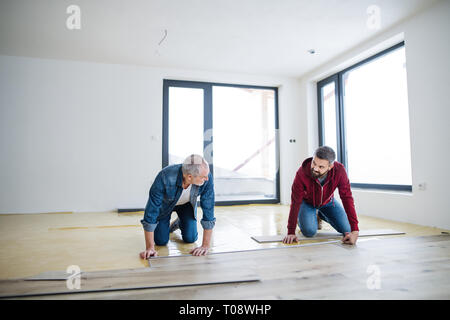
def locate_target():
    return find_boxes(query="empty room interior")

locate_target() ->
[0,0,449,301]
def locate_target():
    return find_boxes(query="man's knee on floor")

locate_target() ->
[154,238,169,246]
[300,228,317,238]
[182,233,198,244]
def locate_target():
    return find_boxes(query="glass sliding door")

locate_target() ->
[163,80,279,205]
[212,86,278,202]
[167,86,204,165]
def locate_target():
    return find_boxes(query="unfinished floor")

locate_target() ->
[0,204,449,299]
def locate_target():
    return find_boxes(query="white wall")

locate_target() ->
[0,55,303,213]
[299,0,450,229]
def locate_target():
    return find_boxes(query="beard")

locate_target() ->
[194,180,205,186]
[311,168,328,179]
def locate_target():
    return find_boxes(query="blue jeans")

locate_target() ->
[298,199,351,237]
[154,203,198,246]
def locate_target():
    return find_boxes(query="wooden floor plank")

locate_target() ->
[0,267,259,299]
[251,229,406,243]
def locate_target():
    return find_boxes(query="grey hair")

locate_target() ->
[182,154,209,176]
[314,146,336,164]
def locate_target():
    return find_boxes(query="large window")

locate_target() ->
[318,42,412,191]
[163,80,279,204]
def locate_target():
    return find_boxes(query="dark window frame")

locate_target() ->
[317,41,412,192]
[163,79,280,205]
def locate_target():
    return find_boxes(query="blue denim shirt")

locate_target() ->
[141,164,216,232]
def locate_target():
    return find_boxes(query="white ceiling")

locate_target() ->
[0,0,437,78]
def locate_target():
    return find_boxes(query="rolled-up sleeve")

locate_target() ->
[200,173,215,230]
[140,220,159,232]
[200,218,216,230]
[140,171,164,232]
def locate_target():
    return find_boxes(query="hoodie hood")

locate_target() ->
[301,157,313,176]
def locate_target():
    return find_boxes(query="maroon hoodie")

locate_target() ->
[287,157,359,234]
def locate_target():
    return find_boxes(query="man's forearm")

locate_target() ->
[202,229,213,247]
[144,230,155,249]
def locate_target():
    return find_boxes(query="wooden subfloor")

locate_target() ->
[0,205,449,299]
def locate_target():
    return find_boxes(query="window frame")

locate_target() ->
[162,79,281,205]
[317,41,412,192]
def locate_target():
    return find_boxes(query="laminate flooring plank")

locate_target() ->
[24,271,83,281]
[97,265,450,301]
[0,266,259,299]
[148,235,450,270]
[251,229,406,243]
